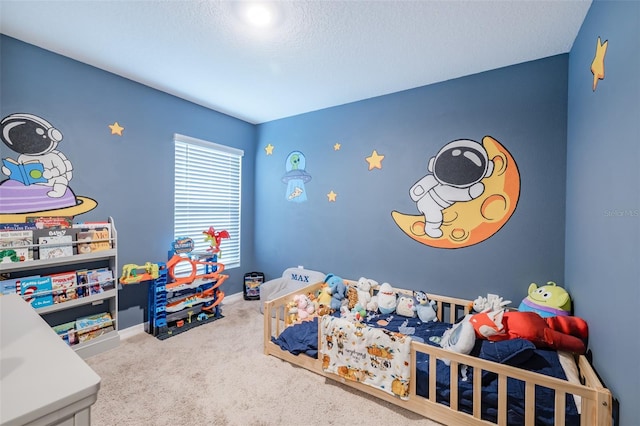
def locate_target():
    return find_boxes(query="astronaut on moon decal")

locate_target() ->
[411,139,494,238]
[392,135,521,249]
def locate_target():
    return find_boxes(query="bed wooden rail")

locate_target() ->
[263,281,612,426]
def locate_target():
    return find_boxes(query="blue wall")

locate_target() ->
[255,55,569,305]
[0,35,258,328]
[567,1,639,423]
[2,1,638,420]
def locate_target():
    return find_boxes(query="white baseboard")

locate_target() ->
[118,323,145,340]
[117,292,244,340]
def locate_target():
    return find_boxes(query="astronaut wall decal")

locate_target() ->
[1,113,72,198]
[0,112,97,220]
[411,139,494,238]
[392,136,521,248]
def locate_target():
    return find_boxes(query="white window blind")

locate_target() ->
[174,134,243,269]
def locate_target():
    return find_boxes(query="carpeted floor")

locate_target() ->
[86,295,442,426]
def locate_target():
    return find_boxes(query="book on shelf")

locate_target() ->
[2,158,46,185]
[87,268,105,295]
[76,269,90,297]
[20,275,54,308]
[0,277,21,295]
[48,271,78,303]
[26,216,73,229]
[0,229,34,262]
[34,228,77,259]
[75,312,114,342]
[53,321,78,346]
[0,222,38,231]
[74,222,111,253]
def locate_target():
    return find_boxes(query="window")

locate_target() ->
[174,134,243,269]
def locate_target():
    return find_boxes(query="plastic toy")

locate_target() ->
[377,283,397,315]
[203,226,230,254]
[120,262,160,284]
[324,273,346,312]
[414,291,437,322]
[471,309,589,354]
[518,281,571,317]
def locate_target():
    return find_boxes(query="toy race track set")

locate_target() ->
[120,231,229,340]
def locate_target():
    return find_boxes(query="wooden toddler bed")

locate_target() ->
[263,280,613,426]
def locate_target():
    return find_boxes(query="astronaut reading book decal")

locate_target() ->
[0,113,97,221]
[391,136,520,249]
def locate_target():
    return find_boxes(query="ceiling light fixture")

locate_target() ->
[245,3,273,28]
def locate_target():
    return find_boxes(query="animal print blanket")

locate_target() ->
[320,315,412,400]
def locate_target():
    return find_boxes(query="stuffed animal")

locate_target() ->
[356,277,376,311]
[518,281,571,317]
[324,273,347,312]
[414,291,437,322]
[285,301,298,325]
[346,285,359,310]
[293,294,315,320]
[431,315,476,366]
[471,309,589,354]
[377,283,397,315]
[469,293,511,313]
[316,283,332,308]
[396,294,416,317]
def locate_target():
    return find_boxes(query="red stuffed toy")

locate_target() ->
[471,310,589,354]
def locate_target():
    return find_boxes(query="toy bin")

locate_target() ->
[243,272,264,300]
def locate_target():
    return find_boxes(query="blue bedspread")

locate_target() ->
[271,313,579,426]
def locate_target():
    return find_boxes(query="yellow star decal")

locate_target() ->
[109,122,124,136]
[591,36,608,91]
[365,149,385,170]
[327,190,337,202]
[334,143,341,151]
[265,143,274,155]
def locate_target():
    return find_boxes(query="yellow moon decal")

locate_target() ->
[392,136,520,249]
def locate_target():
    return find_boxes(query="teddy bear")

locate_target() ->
[377,282,397,315]
[356,277,376,311]
[293,294,315,320]
[324,273,347,312]
[414,290,437,322]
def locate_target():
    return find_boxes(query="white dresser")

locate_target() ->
[1,294,101,426]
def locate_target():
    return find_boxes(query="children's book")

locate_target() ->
[98,268,115,291]
[20,275,54,308]
[76,269,90,297]
[74,223,112,253]
[35,228,76,259]
[26,216,73,229]
[75,312,113,335]
[53,321,78,346]
[87,268,105,295]
[2,158,46,185]
[49,271,78,303]
[0,277,20,295]
[0,229,34,262]
[0,222,38,231]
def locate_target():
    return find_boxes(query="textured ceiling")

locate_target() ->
[0,1,591,124]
